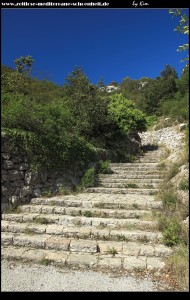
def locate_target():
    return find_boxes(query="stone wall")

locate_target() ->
[1,134,83,212]
[139,125,185,151]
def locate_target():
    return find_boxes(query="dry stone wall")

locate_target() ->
[1,134,83,212]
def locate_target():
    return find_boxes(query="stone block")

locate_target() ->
[19,186,32,197]
[2,160,14,169]
[123,256,146,270]
[70,240,97,253]
[9,170,24,181]
[98,241,123,253]
[66,254,97,268]
[146,257,165,270]
[45,237,70,251]
[98,257,122,269]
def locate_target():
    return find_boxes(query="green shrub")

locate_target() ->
[163,219,182,246]
[145,115,158,128]
[83,211,92,217]
[98,161,113,174]
[79,167,97,189]
[108,94,147,135]
[1,88,96,171]
[179,178,189,190]
[159,188,178,209]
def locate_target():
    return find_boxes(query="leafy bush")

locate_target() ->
[79,167,97,189]
[98,161,113,174]
[145,115,158,128]
[158,186,178,209]
[163,219,182,246]
[108,94,147,135]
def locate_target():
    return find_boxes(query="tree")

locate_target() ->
[14,55,35,75]
[169,9,189,68]
[160,64,178,79]
[64,66,110,139]
[141,77,177,115]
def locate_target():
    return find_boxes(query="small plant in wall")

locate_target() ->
[107,247,118,257]
[83,210,92,217]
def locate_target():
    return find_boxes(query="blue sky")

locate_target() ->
[2,8,189,85]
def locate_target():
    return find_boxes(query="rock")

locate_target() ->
[179,123,187,131]
[1,153,11,160]
[9,170,24,181]
[2,160,14,169]
[9,196,19,206]
[32,188,42,197]
[19,186,32,197]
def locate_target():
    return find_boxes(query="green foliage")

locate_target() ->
[64,67,111,140]
[2,89,95,171]
[169,9,189,67]
[179,178,189,190]
[108,94,147,134]
[83,211,92,217]
[127,183,138,188]
[41,189,53,197]
[1,72,30,94]
[79,167,97,189]
[160,93,189,121]
[163,219,182,246]
[145,115,158,128]
[160,64,178,79]
[107,247,118,256]
[98,161,114,174]
[14,55,34,74]
[159,187,178,209]
[141,76,177,115]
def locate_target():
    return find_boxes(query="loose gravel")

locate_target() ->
[1,259,158,292]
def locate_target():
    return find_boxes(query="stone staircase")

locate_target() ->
[1,147,173,272]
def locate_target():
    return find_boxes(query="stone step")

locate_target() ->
[29,194,162,210]
[138,158,161,163]
[110,166,160,172]
[2,220,163,243]
[99,174,163,179]
[2,213,157,230]
[8,205,154,219]
[86,187,158,195]
[110,170,164,175]
[1,232,172,258]
[99,182,159,189]
[100,178,162,184]
[110,162,158,167]
[1,245,171,270]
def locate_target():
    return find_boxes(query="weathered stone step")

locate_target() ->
[99,182,159,189]
[29,194,162,210]
[1,232,172,257]
[5,205,154,219]
[110,167,160,172]
[2,213,157,230]
[1,220,163,243]
[138,158,161,163]
[100,174,163,179]
[110,170,165,175]
[110,162,158,167]
[100,178,162,184]
[86,187,158,195]
[1,245,170,270]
